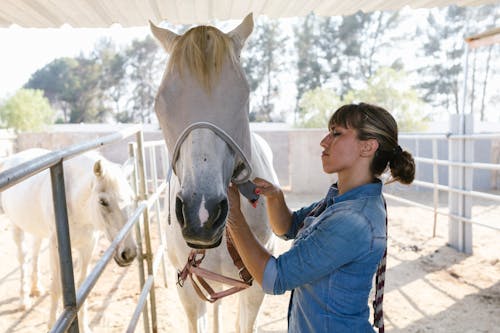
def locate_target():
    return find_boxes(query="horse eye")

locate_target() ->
[99,199,109,207]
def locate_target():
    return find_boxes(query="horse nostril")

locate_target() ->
[212,199,228,229]
[121,248,137,262]
[175,195,185,228]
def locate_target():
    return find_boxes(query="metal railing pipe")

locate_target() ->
[0,125,141,191]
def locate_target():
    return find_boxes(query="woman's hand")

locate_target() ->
[253,177,282,199]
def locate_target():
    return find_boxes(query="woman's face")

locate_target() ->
[320,125,363,174]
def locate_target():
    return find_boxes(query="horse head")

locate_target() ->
[92,159,137,266]
[151,14,254,249]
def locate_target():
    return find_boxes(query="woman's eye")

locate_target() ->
[332,131,341,137]
[99,199,109,207]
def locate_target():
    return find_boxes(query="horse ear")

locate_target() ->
[228,13,254,50]
[149,20,179,53]
[94,160,104,177]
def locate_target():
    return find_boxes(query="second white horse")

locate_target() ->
[1,148,137,333]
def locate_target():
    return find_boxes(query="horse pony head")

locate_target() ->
[92,159,137,266]
[151,14,254,249]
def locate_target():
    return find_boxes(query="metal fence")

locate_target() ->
[385,131,500,254]
[0,126,169,333]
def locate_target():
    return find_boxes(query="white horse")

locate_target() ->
[0,148,137,333]
[151,14,279,333]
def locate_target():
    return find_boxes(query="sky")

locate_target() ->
[0,24,151,97]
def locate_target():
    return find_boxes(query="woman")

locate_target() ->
[227,103,415,332]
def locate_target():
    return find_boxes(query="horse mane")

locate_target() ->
[167,25,239,92]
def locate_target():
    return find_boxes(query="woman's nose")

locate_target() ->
[320,133,331,148]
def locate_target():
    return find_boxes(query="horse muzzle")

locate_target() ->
[176,194,228,249]
[113,247,137,267]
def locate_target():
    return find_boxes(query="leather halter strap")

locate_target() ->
[176,233,253,303]
[169,121,253,184]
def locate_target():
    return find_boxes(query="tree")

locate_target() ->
[294,14,325,114]
[24,57,78,122]
[470,4,500,120]
[25,55,104,123]
[93,38,128,122]
[344,67,430,132]
[335,11,401,96]
[124,36,162,123]
[416,6,469,114]
[0,89,55,132]
[242,17,288,122]
[296,88,341,128]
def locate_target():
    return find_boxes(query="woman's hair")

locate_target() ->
[329,103,415,185]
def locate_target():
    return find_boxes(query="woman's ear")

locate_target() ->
[360,139,379,157]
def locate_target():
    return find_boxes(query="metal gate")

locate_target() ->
[0,125,170,333]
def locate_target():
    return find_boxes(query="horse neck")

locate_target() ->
[249,133,277,182]
[240,133,277,241]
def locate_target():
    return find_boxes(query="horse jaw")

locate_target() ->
[175,129,235,249]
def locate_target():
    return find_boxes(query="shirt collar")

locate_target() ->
[327,179,382,204]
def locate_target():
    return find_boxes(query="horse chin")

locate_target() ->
[186,236,223,249]
[113,253,136,267]
[114,257,134,267]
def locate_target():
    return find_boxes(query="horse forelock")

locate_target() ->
[167,25,239,92]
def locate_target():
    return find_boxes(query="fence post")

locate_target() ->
[50,161,79,333]
[129,143,151,333]
[448,114,473,254]
[136,132,159,333]
[432,139,439,237]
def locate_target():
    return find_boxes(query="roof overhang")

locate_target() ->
[0,0,498,28]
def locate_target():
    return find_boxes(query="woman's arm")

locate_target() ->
[227,183,271,285]
[253,177,293,237]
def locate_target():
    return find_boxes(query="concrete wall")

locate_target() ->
[0,130,16,158]
[5,125,499,194]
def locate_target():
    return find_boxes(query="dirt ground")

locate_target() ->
[0,189,499,333]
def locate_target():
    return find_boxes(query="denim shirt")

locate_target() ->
[262,181,386,333]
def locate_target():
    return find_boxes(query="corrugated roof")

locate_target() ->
[0,0,497,28]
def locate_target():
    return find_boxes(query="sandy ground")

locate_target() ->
[0,189,499,333]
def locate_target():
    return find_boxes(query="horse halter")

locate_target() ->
[176,229,253,303]
[167,121,259,203]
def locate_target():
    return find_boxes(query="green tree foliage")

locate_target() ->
[297,68,429,132]
[24,57,77,122]
[417,6,468,114]
[93,38,128,122]
[24,36,160,124]
[124,36,162,123]
[242,17,287,122]
[25,55,104,123]
[294,14,326,111]
[344,67,430,132]
[335,11,401,96]
[0,89,54,132]
[296,88,341,128]
[467,4,500,120]
[293,11,401,106]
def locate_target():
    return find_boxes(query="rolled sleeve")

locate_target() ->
[262,256,278,294]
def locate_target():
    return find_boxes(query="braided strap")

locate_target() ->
[373,249,386,332]
[373,198,388,333]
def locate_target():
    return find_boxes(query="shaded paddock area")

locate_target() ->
[0,189,498,332]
